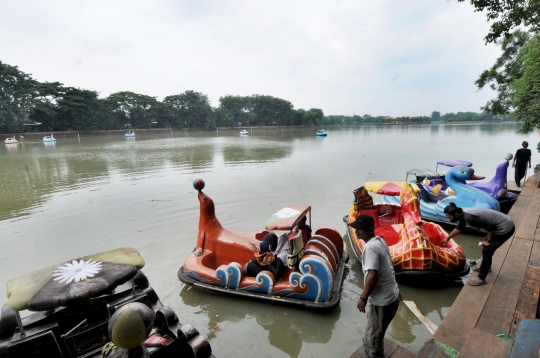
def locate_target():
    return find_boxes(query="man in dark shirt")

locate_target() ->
[512,141,531,187]
[441,203,515,286]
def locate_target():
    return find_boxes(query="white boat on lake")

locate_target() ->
[43,134,56,142]
[4,137,18,144]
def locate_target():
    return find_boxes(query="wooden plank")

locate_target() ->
[403,300,438,335]
[515,198,540,240]
[476,238,533,336]
[530,240,540,262]
[507,195,531,228]
[508,265,540,339]
[431,237,512,351]
[349,338,399,358]
[389,345,414,358]
[459,328,511,357]
[416,339,459,358]
[519,174,539,197]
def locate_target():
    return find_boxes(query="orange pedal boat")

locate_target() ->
[344,182,469,283]
[178,179,349,311]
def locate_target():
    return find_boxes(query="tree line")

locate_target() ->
[0,61,328,133]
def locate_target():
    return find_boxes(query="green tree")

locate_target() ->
[29,81,66,130]
[0,61,36,133]
[106,91,159,129]
[308,108,324,125]
[510,33,540,132]
[458,0,540,43]
[475,30,530,115]
[164,90,212,128]
[56,88,113,131]
[431,111,441,120]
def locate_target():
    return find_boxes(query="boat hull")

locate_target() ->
[179,251,349,311]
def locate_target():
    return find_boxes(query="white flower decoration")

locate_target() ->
[52,259,103,284]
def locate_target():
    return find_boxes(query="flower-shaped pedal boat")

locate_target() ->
[344,182,469,283]
[178,179,349,311]
[0,247,212,358]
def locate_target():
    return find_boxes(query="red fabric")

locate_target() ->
[143,334,166,347]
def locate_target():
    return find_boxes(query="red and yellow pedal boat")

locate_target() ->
[178,179,349,311]
[344,182,469,283]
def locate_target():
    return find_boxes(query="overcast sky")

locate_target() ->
[1,0,501,116]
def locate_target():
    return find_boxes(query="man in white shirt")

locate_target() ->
[349,214,400,358]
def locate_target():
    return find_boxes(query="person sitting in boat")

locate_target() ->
[245,232,289,280]
[297,216,312,245]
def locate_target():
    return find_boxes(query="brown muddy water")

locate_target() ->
[0,123,535,357]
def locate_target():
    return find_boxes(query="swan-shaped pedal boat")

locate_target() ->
[43,134,56,142]
[125,131,135,138]
[4,137,18,144]
[178,179,349,311]
[383,166,500,225]
[413,156,517,214]
[345,182,469,283]
[0,247,213,358]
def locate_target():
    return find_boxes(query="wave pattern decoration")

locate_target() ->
[240,272,274,295]
[287,256,333,302]
[215,262,244,289]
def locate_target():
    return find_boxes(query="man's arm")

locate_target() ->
[441,228,461,245]
[513,151,518,167]
[358,269,378,313]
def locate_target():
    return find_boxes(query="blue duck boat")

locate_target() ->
[316,129,327,136]
[382,166,500,225]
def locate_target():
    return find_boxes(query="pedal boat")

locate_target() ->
[239,129,249,136]
[344,182,469,283]
[315,129,327,136]
[0,247,213,358]
[383,165,501,226]
[125,131,135,138]
[42,134,56,142]
[178,179,349,311]
[413,157,517,213]
[4,137,18,144]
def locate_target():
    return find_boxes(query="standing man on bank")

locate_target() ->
[512,141,531,187]
[349,214,400,358]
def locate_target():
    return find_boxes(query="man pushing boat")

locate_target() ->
[441,203,515,286]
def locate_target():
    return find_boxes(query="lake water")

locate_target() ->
[0,123,536,357]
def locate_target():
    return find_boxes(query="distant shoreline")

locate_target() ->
[3,121,514,138]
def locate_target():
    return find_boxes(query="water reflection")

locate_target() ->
[4,143,18,152]
[43,142,56,148]
[179,285,339,358]
[222,142,292,164]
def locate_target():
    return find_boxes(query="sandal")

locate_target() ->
[468,277,487,286]
[471,266,491,272]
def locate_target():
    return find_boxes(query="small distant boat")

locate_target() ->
[125,131,136,137]
[316,129,327,136]
[4,137,18,144]
[42,134,56,142]
[239,129,249,136]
